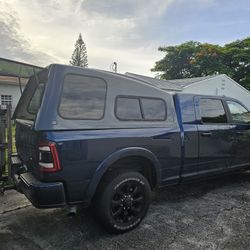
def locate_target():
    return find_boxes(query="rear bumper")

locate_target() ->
[14,172,66,208]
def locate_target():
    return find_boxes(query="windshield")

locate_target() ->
[13,68,48,121]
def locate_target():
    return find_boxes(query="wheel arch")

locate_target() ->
[85,147,161,202]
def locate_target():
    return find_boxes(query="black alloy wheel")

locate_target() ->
[94,171,151,233]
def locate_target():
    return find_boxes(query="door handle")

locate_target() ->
[201,132,212,137]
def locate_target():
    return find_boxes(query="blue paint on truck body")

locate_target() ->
[12,64,250,208]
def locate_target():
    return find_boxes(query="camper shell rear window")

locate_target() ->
[28,83,45,114]
[13,68,48,121]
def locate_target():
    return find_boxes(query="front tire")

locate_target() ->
[94,171,151,233]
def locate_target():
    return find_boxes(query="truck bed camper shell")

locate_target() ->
[13,64,177,131]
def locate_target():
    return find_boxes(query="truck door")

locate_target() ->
[225,100,250,168]
[196,97,233,176]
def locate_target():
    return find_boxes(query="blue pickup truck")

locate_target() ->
[12,64,250,233]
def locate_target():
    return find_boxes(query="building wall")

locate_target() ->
[182,75,250,110]
[0,84,23,111]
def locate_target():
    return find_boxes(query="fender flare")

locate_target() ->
[85,147,161,201]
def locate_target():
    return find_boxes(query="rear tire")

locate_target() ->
[94,171,151,233]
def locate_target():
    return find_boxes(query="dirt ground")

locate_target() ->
[0,172,250,250]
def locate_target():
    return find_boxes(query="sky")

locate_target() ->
[0,0,250,76]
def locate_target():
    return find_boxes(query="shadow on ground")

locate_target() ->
[0,172,250,250]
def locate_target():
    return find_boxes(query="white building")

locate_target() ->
[0,58,42,112]
[126,73,250,110]
[0,76,26,111]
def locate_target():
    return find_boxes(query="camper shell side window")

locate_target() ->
[58,74,107,120]
[115,95,167,121]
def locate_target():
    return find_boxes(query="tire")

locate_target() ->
[94,171,151,233]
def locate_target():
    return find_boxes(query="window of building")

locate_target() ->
[115,96,167,121]
[59,74,107,120]
[199,98,227,124]
[226,100,250,124]
[1,95,12,106]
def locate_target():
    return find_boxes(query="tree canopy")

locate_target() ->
[152,38,250,90]
[70,33,88,67]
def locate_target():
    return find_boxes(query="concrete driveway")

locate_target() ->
[0,172,250,250]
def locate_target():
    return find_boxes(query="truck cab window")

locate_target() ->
[200,98,227,124]
[226,100,250,124]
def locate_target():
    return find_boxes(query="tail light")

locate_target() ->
[39,142,61,172]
